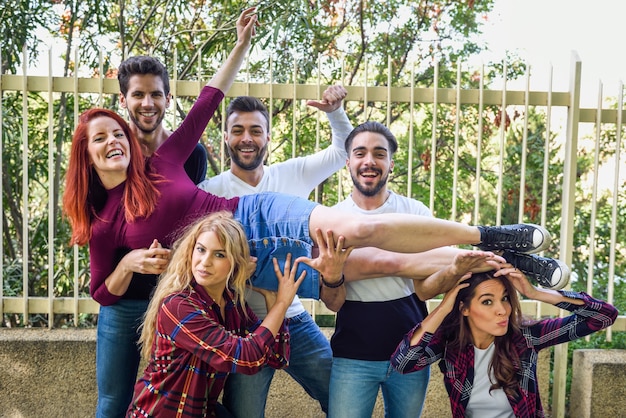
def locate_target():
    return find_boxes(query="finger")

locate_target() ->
[293,271,307,288]
[272,257,282,277]
[325,229,336,251]
[315,228,328,250]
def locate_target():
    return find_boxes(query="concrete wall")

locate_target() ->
[570,349,626,418]
[0,328,552,418]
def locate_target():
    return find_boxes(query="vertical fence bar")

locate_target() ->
[496,60,507,225]
[518,63,530,222]
[313,54,322,203]
[47,48,55,328]
[452,63,461,220]
[386,56,392,127]
[552,51,582,418]
[588,81,603,298]
[606,81,623,342]
[267,56,274,165]
[429,62,438,212]
[362,58,368,124]
[407,64,415,198]
[21,45,29,323]
[541,65,554,231]
[474,63,484,224]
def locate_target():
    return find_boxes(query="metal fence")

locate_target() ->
[1,49,624,416]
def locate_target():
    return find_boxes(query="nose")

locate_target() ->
[495,301,507,316]
[364,153,376,166]
[107,133,119,144]
[142,95,153,107]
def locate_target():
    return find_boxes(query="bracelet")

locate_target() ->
[321,274,345,288]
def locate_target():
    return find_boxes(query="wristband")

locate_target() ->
[321,274,345,288]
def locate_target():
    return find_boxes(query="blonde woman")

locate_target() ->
[127,212,348,417]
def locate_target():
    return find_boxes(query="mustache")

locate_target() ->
[358,167,383,175]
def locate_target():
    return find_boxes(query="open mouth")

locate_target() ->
[107,150,123,158]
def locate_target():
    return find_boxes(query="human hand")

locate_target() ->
[439,276,471,314]
[307,85,348,113]
[495,263,536,298]
[272,253,306,307]
[236,7,259,47]
[297,228,353,285]
[122,240,171,275]
[449,250,504,276]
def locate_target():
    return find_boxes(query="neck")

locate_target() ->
[230,164,265,187]
[131,125,170,156]
[351,189,390,211]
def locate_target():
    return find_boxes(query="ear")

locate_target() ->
[165,93,172,108]
[460,301,469,317]
[389,159,395,172]
[119,93,127,109]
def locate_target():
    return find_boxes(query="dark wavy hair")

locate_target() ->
[440,271,524,398]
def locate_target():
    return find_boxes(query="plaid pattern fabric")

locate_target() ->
[128,281,289,417]
[391,291,617,418]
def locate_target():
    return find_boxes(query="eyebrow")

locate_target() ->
[351,146,388,152]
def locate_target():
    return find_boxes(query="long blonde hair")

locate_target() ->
[139,211,251,360]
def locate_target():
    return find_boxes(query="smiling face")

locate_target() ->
[347,131,394,198]
[461,278,512,348]
[224,110,270,171]
[120,74,170,135]
[192,230,233,297]
[86,116,131,189]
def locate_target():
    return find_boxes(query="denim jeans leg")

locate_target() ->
[222,365,275,418]
[328,358,385,418]
[95,299,149,418]
[283,311,332,413]
[380,363,430,418]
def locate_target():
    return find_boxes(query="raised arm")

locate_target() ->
[207,7,257,93]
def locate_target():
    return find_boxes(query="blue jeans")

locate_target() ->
[222,311,332,417]
[235,192,320,299]
[328,357,430,418]
[96,299,149,418]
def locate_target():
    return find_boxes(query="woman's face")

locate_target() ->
[86,116,130,189]
[461,278,512,349]
[192,230,232,297]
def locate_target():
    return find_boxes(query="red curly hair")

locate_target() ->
[62,108,161,246]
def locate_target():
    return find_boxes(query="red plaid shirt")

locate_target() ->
[127,280,289,417]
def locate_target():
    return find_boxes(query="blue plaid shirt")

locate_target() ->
[391,291,617,418]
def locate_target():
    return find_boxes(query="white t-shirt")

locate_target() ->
[333,191,432,302]
[198,107,353,318]
[466,343,515,418]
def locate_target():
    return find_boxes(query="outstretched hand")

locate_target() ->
[271,253,306,308]
[236,6,259,47]
[297,228,353,285]
[307,85,348,113]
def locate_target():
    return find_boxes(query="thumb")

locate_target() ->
[306,99,327,110]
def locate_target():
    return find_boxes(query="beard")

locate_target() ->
[227,142,268,170]
[128,110,165,135]
[351,168,390,197]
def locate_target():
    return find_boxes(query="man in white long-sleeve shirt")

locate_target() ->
[198,85,352,417]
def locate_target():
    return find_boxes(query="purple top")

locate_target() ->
[89,86,239,305]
